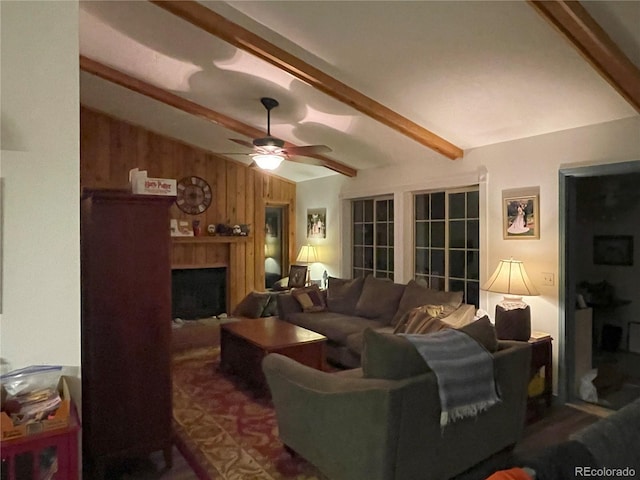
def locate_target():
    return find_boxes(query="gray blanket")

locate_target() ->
[400,329,500,426]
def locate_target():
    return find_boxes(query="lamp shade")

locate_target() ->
[296,244,319,264]
[253,154,284,170]
[482,259,539,297]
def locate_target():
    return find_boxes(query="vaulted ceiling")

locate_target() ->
[79,1,640,182]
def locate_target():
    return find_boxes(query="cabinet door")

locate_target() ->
[81,192,172,458]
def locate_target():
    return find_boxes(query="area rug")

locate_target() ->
[172,347,327,480]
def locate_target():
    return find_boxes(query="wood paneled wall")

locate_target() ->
[80,106,297,311]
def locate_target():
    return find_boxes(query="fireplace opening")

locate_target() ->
[171,267,226,319]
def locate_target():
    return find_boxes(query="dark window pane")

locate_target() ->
[449,220,465,249]
[432,222,445,248]
[449,192,466,219]
[389,248,394,270]
[376,200,388,221]
[364,200,373,222]
[467,251,479,280]
[449,250,465,278]
[467,281,480,307]
[364,269,374,277]
[353,246,364,268]
[364,247,374,269]
[415,249,429,274]
[353,201,363,222]
[416,274,428,284]
[467,220,479,249]
[449,279,465,296]
[389,200,394,220]
[467,191,479,218]
[364,224,374,245]
[375,271,388,279]
[431,192,445,219]
[415,194,429,220]
[389,224,394,246]
[352,225,363,245]
[431,249,445,276]
[376,247,388,270]
[430,276,445,291]
[376,223,388,245]
[415,222,429,248]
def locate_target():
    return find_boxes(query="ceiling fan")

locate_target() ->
[226,97,332,170]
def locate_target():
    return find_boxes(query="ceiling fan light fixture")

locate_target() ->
[253,154,284,170]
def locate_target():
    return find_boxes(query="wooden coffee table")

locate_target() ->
[220,317,327,394]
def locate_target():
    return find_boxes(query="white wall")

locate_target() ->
[0,1,81,386]
[297,116,640,392]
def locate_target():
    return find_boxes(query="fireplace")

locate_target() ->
[171,267,226,319]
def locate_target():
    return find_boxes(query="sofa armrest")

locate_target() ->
[276,292,302,319]
[262,353,435,480]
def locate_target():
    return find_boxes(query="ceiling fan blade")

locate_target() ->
[229,138,254,149]
[285,155,326,167]
[284,145,332,157]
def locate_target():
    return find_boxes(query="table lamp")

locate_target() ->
[482,258,539,341]
[296,244,319,286]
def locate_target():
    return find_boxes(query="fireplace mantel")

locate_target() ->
[172,235,251,244]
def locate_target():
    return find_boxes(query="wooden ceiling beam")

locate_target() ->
[79,55,357,177]
[150,0,464,160]
[528,0,640,113]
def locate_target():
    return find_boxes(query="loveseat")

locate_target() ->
[277,275,476,368]
[263,327,532,480]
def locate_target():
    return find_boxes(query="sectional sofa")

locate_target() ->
[277,275,476,368]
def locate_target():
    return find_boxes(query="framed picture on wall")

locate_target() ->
[307,208,326,239]
[593,235,633,266]
[503,192,539,239]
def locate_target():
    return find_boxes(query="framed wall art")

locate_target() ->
[593,235,633,266]
[307,208,326,239]
[503,189,539,239]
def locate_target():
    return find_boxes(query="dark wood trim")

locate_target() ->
[149,0,464,160]
[528,0,640,113]
[79,56,357,177]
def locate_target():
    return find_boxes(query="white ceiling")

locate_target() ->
[79,1,640,182]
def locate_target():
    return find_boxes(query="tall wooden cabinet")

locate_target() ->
[81,190,174,478]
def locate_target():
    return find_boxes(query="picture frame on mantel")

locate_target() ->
[502,187,540,240]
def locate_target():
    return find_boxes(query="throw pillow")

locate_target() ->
[292,285,327,313]
[326,276,365,315]
[232,292,271,318]
[362,328,432,380]
[354,275,405,323]
[392,280,464,327]
[458,315,499,352]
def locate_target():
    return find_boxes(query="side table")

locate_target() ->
[526,333,553,424]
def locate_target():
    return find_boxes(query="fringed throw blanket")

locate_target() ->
[400,329,500,426]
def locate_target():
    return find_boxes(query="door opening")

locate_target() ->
[265,206,286,289]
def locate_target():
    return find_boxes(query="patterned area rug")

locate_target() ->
[172,347,326,480]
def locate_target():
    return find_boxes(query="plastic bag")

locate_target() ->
[579,368,598,403]
[1,365,62,397]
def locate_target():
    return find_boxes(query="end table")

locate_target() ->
[526,333,553,423]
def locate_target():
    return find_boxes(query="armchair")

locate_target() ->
[262,340,531,480]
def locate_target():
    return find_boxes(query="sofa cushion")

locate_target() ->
[392,280,464,327]
[287,311,387,344]
[232,291,271,318]
[361,328,431,380]
[262,293,279,317]
[292,285,327,312]
[459,315,499,352]
[354,276,405,324]
[326,277,365,315]
[345,326,395,355]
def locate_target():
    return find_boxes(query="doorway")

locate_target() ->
[561,161,640,410]
[265,206,287,289]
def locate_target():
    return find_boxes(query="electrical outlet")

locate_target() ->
[541,272,555,286]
